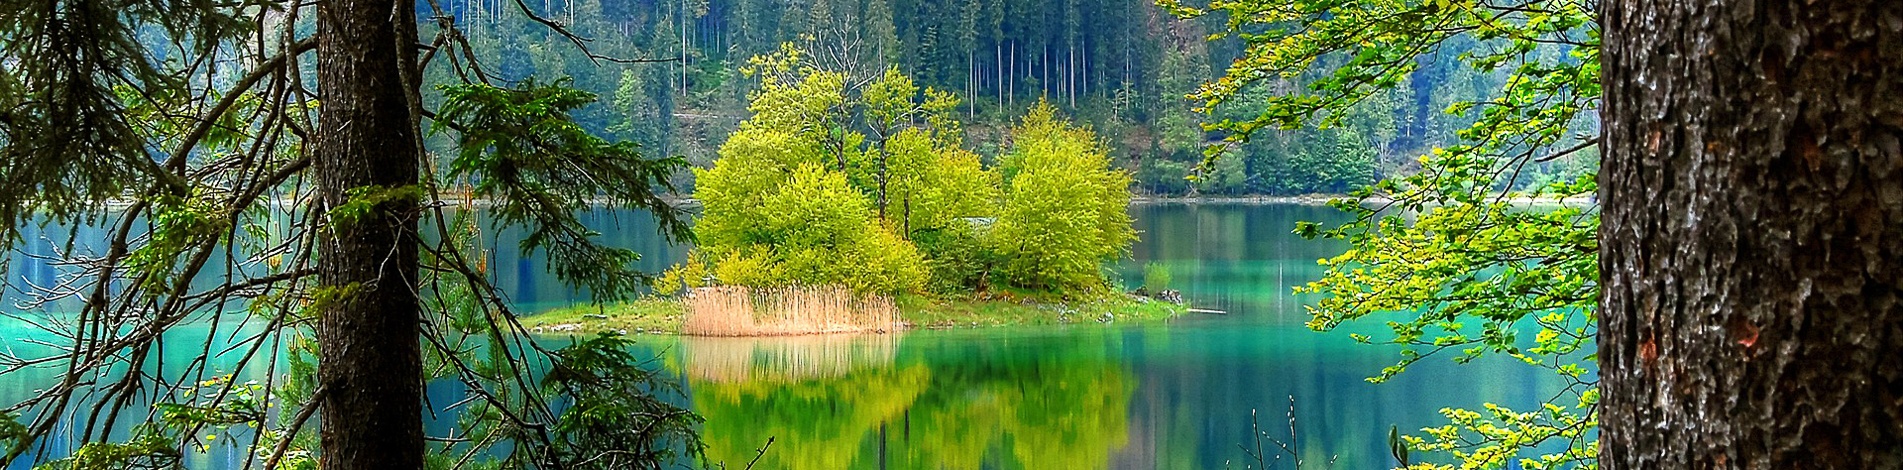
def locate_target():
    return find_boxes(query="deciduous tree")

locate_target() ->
[992,101,1135,292]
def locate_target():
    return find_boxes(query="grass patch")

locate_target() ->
[522,298,687,335]
[896,292,1183,329]
[524,289,1188,336]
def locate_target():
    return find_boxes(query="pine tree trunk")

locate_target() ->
[315,0,424,466]
[1600,0,1903,467]
[681,0,689,98]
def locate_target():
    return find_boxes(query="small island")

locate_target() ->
[526,289,1187,336]
[529,48,1184,336]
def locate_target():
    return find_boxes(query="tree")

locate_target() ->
[695,160,929,293]
[0,0,702,468]
[313,0,426,465]
[884,128,998,237]
[685,50,965,294]
[683,46,1137,297]
[1599,0,1903,466]
[865,0,901,66]
[992,101,1135,292]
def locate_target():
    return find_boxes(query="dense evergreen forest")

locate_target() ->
[433,0,1595,196]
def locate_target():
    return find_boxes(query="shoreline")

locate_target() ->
[1128,194,1348,205]
[89,192,1593,210]
[1129,194,1597,206]
[522,292,1190,337]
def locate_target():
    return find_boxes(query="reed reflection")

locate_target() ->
[681,329,1135,470]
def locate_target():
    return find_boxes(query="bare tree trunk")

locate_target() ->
[680,0,688,98]
[1066,45,1074,107]
[315,0,424,467]
[1600,0,1903,467]
[876,150,889,220]
[874,120,891,220]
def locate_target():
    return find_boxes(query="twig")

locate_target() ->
[745,436,775,470]
[1534,137,1598,162]
[1238,396,1339,469]
[262,385,326,470]
[506,0,680,65]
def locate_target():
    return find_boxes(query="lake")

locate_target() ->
[0,203,1569,469]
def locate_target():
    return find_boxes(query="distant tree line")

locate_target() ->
[436,0,1597,196]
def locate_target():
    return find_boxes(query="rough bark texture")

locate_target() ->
[315,0,424,467]
[1600,0,1903,467]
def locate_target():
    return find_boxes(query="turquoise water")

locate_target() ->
[0,203,1570,469]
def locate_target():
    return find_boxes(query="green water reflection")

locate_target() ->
[638,203,1569,469]
[674,329,1135,470]
[0,203,1575,469]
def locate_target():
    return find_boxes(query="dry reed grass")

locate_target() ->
[682,334,899,383]
[680,286,903,337]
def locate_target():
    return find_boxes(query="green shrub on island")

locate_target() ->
[882,127,999,236]
[992,102,1136,293]
[911,221,996,294]
[661,44,1134,299]
[1142,262,1173,292]
[698,164,927,293]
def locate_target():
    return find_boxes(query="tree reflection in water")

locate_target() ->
[682,330,1134,469]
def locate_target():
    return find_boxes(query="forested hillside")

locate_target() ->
[431,0,1594,196]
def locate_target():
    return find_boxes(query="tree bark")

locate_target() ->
[1600,0,1903,467]
[315,0,424,466]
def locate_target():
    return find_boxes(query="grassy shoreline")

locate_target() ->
[523,292,1188,336]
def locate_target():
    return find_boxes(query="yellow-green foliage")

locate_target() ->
[698,163,926,293]
[680,45,1132,297]
[885,128,999,234]
[688,55,932,294]
[991,101,1136,292]
[681,46,983,295]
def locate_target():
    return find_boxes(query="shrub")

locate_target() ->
[991,101,1136,293]
[678,53,1135,300]
[1142,262,1173,292]
[912,220,997,294]
[696,164,927,294]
